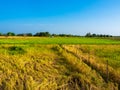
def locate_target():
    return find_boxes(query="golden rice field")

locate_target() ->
[0,43,120,90]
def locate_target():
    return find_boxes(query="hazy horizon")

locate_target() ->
[0,0,120,36]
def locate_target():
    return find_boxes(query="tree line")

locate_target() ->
[85,32,112,37]
[0,32,80,37]
[0,32,112,37]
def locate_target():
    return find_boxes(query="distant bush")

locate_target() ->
[0,32,3,36]
[34,32,51,37]
[85,32,112,37]
[7,32,16,36]
[0,31,114,37]
[17,33,33,36]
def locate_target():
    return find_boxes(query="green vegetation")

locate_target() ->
[0,37,120,44]
[8,46,26,55]
[85,32,112,37]
[0,31,113,37]
[7,32,16,36]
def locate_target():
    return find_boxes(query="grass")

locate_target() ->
[0,37,120,90]
[0,36,120,44]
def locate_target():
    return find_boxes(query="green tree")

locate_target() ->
[85,32,92,37]
[7,32,15,36]
[0,32,2,36]
[26,33,33,36]
[92,33,96,37]
[34,32,51,37]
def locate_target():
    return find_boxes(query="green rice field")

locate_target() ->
[0,37,120,44]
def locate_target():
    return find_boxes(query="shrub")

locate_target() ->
[8,46,26,55]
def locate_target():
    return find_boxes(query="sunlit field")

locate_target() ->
[0,37,120,90]
[0,36,120,44]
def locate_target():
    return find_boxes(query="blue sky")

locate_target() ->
[0,0,120,35]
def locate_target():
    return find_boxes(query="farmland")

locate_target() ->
[0,37,120,90]
[0,36,120,44]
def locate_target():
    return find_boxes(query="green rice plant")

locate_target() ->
[8,46,26,55]
[0,37,120,44]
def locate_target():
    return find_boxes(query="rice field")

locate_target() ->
[0,37,120,90]
[0,36,120,44]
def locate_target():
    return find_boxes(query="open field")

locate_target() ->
[0,43,120,90]
[0,36,120,44]
[0,37,120,90]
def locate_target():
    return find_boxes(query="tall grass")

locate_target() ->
[62,45,120,89]
[0,44,119,90]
